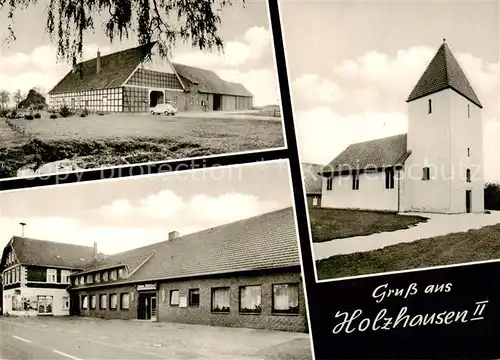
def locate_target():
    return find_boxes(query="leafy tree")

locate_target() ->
[12,89,22,108]
[0,90,10,109]
[1,0,242,68]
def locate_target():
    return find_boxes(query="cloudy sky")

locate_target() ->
[281,1,500,182]
[0,0,279,107]
[0,160,293,255]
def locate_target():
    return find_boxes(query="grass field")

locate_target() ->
[316,222,500,280]
[309,208,427,242]
[0,112,284,178]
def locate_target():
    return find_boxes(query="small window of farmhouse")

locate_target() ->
[239,285,262,314]
[81,295,88,310]
[62,296,70,310]
[170,290,180,306]
[468,104,470,118]
[385,168,395,189]
[211,287,230,313]
[189,289,200,307]
[422,167,431,181]
[466,169,471,183]
[120,293,130,310]
[46,269,57,283]
[110,270,117,281]
[110,294,118,310]
[352,172,360,190]
[428,99,432,114]
[100,294,107,309]
[326,177,333,191]
[272,283,299,314]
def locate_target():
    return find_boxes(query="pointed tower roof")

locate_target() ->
[406,41,482,108]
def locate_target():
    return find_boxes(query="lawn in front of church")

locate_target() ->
[316,222,500,280]
[309,208,427,243]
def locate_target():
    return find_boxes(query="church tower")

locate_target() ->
[403,40,484,213]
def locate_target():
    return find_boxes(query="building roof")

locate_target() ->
[48,43,155,94]
[4,236,97,269]
[75,207,299,284]
[301,163,324,195]
[49,43,252,97]
[321,133,411,176]
[407,42,482,108]
[172,63,253,97]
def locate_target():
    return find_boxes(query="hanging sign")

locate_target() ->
[137,283,157,291]
[179,297,187,308]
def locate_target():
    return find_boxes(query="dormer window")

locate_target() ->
[428,99,432,114]
[118,268,125,279]
[86,274,93,283]
[74,277,79,286]
[94,273,101,283]
[80,275,85,284]
[110,269,117,281]
[103,271,109,282]
[47,269,57,283]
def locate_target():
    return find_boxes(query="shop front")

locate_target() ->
[3,288,68,316]
[136,283,158,321]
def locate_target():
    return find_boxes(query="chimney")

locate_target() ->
[168,231,180,240]
[96,49,101,74]
[93,241,98,259]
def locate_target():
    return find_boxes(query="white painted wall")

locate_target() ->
[448,92,484,213]
[3,287,71,316]
[403,89,484,213]
[404,91,454,213]
[321,171,399,211]
[140,44,176,74]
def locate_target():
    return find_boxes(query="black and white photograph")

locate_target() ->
[282,1,500,281]
[0,1,284,180]
[0,159,312,360]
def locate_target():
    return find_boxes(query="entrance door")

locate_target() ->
[213,94,221,111]
[138,293,156,320]
[150,296,157,321]
[466,190,472,213]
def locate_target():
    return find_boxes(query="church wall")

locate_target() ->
[448,92,484,213]
[404,90,454,213]
[321,171,399,211]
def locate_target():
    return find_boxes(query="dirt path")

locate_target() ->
[0,119,29,147]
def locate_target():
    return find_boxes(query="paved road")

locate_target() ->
[0,319,176,359]
[0,317,312,360]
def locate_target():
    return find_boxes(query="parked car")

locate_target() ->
[150,103,177,116]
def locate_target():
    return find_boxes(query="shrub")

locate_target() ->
[484,183,500,210]
[0,109,9,118]
[25,114,34,120]
[98,112,105,116]
[34,113,41,119]
[50,114,58,119]
[60,105,72,118]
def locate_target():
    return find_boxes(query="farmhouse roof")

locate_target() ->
[301,163,324,195]
[172,63,253,97]
[407,42,482,108]
[2,236,98,269]
[48,43,252,97]
[73,207,299,285]
[321,133,410,176]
